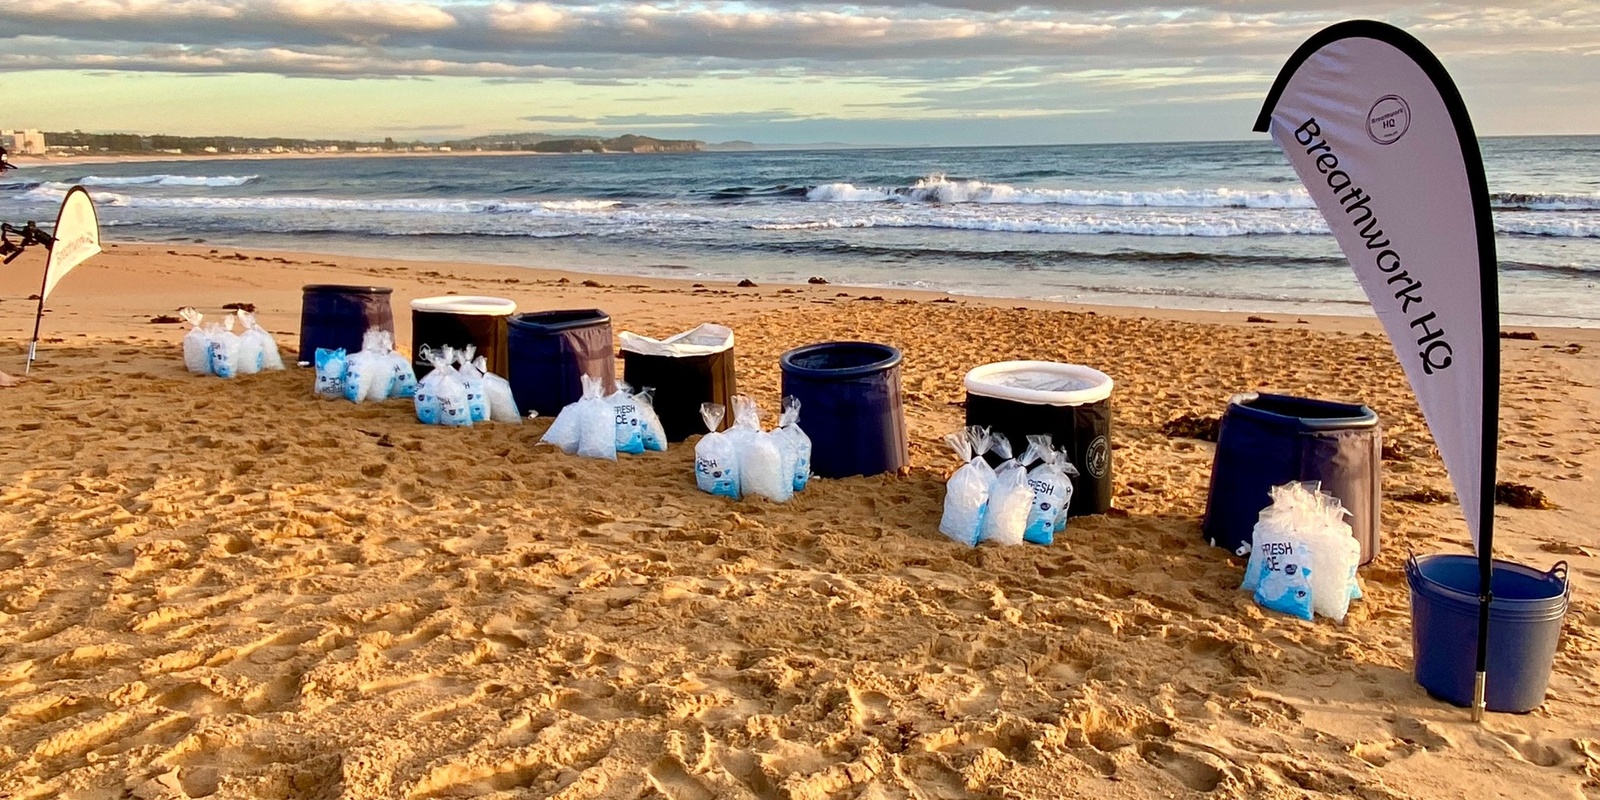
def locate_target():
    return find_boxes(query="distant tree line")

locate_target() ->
[42,130,704,154]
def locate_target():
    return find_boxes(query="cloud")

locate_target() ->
[4,0,1596,76]
[1,0,1595,142]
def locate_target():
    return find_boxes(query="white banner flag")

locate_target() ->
[1255,21,1499,555]
[43,186,101,301]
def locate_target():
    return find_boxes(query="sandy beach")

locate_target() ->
[0,243,1595,799]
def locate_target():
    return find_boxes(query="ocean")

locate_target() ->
[3,137,1596,326]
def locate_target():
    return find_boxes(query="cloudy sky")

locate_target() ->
[1,0,1596,146]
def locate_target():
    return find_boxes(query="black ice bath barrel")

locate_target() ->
[410,295,517,379]
[506,309,615,418]
[779,341,907,479]
[619,324,737,442]
[963,361,1114,518]
[297,284,394,365]
[1202,393,1382,564]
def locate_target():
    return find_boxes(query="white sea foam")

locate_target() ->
[9,179,1595,240]
[77,174,259,187]
[753,213,1331,237]
[806,175,1318,209]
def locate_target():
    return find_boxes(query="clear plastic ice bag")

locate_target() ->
[1253,530,1315,621]
[342,328,391,403]
[453,345,490,423]
[576,375,617,460]
[1019,435,1071,546]
[981,458,1032,546]
[207,315,242,379]
[939,426,995,547]
[413,348,453,424]
[694,403,740,499]
[1241,481,1363,621]
[478,357,520,424]
[726,395,789,502]
[633,388,667,451]
[608,381,645,455]
[778,396,812,493]
[543,374,614,458]
[178,308,211,375]
[239,311,286,372]
[234,312,264,376]
[314,347,347,398]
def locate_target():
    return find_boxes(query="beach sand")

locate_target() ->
[0,243,1596,799]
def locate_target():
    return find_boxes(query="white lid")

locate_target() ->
[619,323,734,356]
[963,360,1113,406]
[410,295,518,315]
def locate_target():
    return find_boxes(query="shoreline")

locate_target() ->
[76,241,1600,339]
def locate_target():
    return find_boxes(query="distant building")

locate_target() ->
[1,129,46,155]
[203,146,219,154]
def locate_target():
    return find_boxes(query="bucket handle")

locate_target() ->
[1403,549,1484,600]
[1548,560,1570,598]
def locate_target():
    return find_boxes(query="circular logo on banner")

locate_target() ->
[1085,435,1110,479]
[1367,95,1411,145]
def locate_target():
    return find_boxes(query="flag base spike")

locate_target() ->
[24,341,36,375]
[1472,671,1487,722]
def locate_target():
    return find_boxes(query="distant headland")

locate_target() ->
[16,130,724,159]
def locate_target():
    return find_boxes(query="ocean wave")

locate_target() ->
[802,176,1600,213]
[805,176,1318,209]
[76,174,259,187]
[1500,259,1600,276]
[1498,218,1600,238]
[13,185,631,216]
[754,212,1600,239]
[1493,191,1600,211]
[733,241,1344,271]
[7,182,1596,241]
[751,214,1329,237]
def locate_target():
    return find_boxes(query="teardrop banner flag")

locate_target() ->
[26,186,101,373]
[1254,20,1499,718]
[1260,18,1497,720]
[43,186,101,301]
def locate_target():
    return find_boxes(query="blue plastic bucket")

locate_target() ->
[297,284,394,365]
[506,310,615,418]
[779,341,906,479]
[1407,553,1569,713]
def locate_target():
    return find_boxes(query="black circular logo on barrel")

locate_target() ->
[1085,435,1109,479]
[1367,95,1410,145]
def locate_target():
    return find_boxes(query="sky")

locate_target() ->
[0,0,1596,147]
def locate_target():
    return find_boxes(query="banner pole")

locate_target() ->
[24,251,49,375]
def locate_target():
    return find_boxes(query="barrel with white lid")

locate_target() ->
[963,361,1114,517]
[620,324,737,442]
[410,295,517,378]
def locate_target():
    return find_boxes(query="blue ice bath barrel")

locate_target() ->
[779,341,906,479]
[297,284,394,365]
[507,309,615,418]
[1202,393,1382,564]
